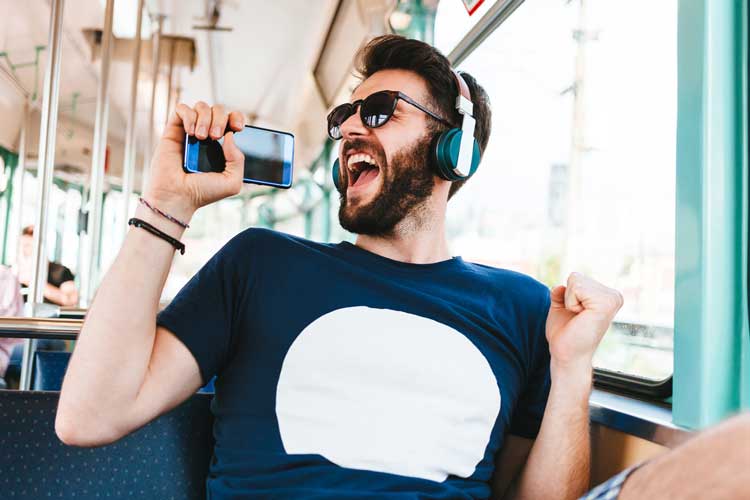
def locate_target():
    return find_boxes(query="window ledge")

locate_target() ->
[590,389,692,448]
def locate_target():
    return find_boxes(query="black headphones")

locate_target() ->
[332,70,481,190]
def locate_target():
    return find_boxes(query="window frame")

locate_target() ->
[671,0,749,429]
[442,0,679,397]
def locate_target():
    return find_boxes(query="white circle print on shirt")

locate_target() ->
[275,306,501,483]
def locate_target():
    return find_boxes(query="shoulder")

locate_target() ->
[217,228,326,263]
[464,261,551,315]
[228,227,318,250]
[467,262,549,298]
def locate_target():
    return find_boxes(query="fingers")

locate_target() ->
[194,101,212,139]
[228,111,245,132]
[221,132,244,194]
[550,285,566,306]
[175,102,242,139]
[210,105,228,139]
[558,272,625,316]
[174,103,197,135]
[222,131,245,166]
[564,274,585,313]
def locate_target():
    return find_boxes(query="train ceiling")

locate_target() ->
[0,0,397,186]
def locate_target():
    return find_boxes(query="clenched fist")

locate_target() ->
[546,272,624,370]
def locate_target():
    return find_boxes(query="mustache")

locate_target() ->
[341,139,384,162]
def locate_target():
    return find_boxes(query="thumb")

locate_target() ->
[550,285,566,307]
[222,132,245,176]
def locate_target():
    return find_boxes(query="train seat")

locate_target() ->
[32,350,69,391]
[6,340,68,383]
[12,348,216,393]
[0,390,214,499]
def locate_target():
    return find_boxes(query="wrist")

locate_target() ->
[132,205,187,240]
[550,358,593,394]
[142,191,196,225]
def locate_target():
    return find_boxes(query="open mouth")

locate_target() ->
[347,153,381,189]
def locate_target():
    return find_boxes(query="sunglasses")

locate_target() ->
[327,90,453,140]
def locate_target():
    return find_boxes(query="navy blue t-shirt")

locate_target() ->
[157,228,551,500]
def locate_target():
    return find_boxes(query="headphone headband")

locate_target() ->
[449,69,477,177]
[451,70,474,117]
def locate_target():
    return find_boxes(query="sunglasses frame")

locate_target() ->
[327,90,454,140]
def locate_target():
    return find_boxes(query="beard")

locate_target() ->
[338,134,436,236]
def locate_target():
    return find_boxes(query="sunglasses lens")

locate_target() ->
[327,104,353,139]
[361,92,397,128]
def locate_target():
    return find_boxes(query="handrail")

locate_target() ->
[0,317,81,340]
[58,307,87,319]
[447,0,526,66]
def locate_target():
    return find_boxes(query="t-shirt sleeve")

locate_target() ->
[508,287,551,439]
[156,231,255,385]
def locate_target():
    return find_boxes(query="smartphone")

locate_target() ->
[183,125,294,189]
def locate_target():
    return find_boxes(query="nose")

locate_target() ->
[339,104,369,140]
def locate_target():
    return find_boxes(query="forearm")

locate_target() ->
[57,201,192,435]
[510,361,592,500]
[42,283,77,306]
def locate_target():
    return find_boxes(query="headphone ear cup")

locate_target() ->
[434,128,481,181]
[332,158,341,190]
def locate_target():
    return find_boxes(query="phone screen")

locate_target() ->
[234,126,294,186]
[183,125,294,188]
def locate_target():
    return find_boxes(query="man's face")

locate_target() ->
[336,69,438,236]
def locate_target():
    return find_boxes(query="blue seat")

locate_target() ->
[33,350,70,391]
[20,350,216,393]
[0,390,214,499]
[6,339,67,382]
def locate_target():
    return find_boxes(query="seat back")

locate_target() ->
[0,390,214,499]
[27,350,216,393]
[32,350,70,391]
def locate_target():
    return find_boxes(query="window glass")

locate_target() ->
[59,188,81,274]
[436,0,676,382]
[164,196,244,300]
[433,0,501,55]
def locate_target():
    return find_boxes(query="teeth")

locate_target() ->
[347,153,377,169]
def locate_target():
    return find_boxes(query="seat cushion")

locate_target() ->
[0,390,214,499]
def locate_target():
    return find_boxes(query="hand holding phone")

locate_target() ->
[183,125,295,189]
[145,102,246,222]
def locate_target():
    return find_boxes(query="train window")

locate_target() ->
[1,169,80,272]
[432,0,501,54]
[436,0,677,384]
[163,197,244,299]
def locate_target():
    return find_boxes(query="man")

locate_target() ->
[56,36,748,500]
[15,225,79,307]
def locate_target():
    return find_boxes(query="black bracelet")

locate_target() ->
[128,218,186,255]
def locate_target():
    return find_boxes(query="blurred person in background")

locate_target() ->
[0,265,24,389]
[14,225,78,307]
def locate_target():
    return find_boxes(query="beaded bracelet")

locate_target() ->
[138,197,190,229]
[128,218,186,255]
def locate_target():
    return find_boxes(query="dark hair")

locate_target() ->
[21,225,33,236]
[354,35,492,199]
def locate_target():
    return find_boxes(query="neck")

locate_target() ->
[354,196,451,264]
